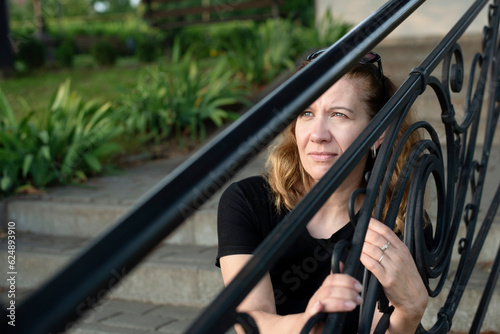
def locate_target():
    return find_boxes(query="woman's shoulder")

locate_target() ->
[222,175,270,199]
[219,175,281,223]
[230,175,268,187]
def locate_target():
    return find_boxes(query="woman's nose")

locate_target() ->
[310,119,332,143]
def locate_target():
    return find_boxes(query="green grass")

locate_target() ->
[0,55,146,121]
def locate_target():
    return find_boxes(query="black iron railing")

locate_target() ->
[3,0,500,333]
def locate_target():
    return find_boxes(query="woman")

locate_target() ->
[216,50,428,333]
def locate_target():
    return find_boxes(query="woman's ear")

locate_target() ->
[375,129,387,150]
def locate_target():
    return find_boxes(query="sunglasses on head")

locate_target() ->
[306,50,384,82]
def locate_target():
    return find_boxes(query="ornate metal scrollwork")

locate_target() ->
[350,1,500,332]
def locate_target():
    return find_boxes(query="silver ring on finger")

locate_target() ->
[378,254,385,264]
[380,241,390,252]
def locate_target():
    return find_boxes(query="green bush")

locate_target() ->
[294,10,352,52]
[171,16,351,68]
[118,39,247,143]
[219,19,296,86]
[55,39,76,68]
[136,37,160,63]
[0,109,55,195]
[0,81,123,197]
[17,37,46,70]
[91,41,117,66]
[175,27,209,58]
[117,68,175,143]
[165,48,246,140]
[47,80,123,179]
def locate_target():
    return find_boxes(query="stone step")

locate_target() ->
[67,301,218,334]
[4,291,498,334]
[5,197,219,246]
[0,233,224,308]
[5,192,500,262]
[0,289,236,334]
[3,153,268,247]
[0,233,498,332]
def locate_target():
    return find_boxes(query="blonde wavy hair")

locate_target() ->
[263,60,421,234]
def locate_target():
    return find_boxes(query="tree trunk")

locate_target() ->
[0,0,14,77]
[33,0,46,36]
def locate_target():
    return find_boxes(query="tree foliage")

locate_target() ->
[8,0,136,21]
[89,0,133,14]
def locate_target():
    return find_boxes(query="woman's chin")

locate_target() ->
[309,169,332,181]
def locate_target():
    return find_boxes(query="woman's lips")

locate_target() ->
[309,152,337,161]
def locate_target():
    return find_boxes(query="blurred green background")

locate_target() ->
[0,0,351,197]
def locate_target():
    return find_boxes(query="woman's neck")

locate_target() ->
[306,178,364,239]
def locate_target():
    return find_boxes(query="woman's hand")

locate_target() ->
[302,273,363,333]
[360,218,428,332]
[221,255,362,334]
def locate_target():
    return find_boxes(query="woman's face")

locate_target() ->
[295,77,373,184]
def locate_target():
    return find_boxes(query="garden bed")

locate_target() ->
[1,17,352,197]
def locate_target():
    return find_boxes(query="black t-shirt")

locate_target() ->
[216,176,360,331]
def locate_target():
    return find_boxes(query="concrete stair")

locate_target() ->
[2,35,500,333]
[0,153,265,333]
[0,234,222,307]
[3,152,267,246]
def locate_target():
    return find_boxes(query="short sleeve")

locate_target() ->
[216,177,273,267]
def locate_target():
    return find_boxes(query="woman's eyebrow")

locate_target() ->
[329,106,355,114]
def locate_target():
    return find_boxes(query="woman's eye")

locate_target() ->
[333,112,346,118]
[301,111,313,117]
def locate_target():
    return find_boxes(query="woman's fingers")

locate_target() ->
[307,274,363,315]
[362,219,406,273]
[322,271,362,289]
[360,218,428,317]
[361,239,387,265]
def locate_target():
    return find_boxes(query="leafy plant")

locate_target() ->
[0,90,26,194]
[220,19,296,86]
[118,39,247,143]
[46,80,123,180]
[0,91,54,195]
[294,10,352,52]
[117,67,175,143]
[0,81,123,197]
[0,112,55,194]
[258,19,301,79]
[317,10,352,46]
[165,49,245,139]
